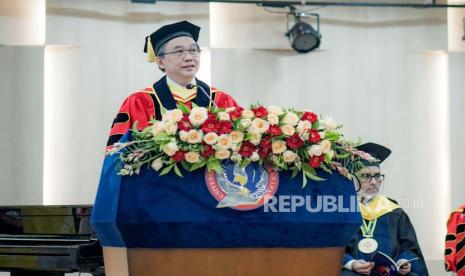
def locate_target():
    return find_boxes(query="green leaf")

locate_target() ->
[324,131,341,141]
[190,160,207,171]
[177,102,191,114]
[302,171,307,188]
[207,159,222,173]
[191,102,199,108]
[173,164,183,177]
[241,159,251,168]
[291,167,299,179]
[153,132,171,142]
[180,161,190,171]
[159,164,174,176]
[305,171,326,181]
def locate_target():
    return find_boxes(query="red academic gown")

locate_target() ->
[106,76,240,148]
[445,204,465,275]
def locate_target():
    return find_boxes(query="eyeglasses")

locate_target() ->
[160,47,201,58]
[358,173,385,182]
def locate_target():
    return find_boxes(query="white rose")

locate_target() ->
[308,144,323,157]
[225,107,236,113]
[189,107,208,126]
[281,124,296,136]
[249,131,262,146]
[241,109,255,119]
[319,131,326,139]
[215,149,231,160]
[218,112,230,121]
[251,151,260,162]
[203,132,219,145]
[162,142,178,156]
[230,131,244,143]
[282,112,299,126]
[251,118,270,134]
[184,151,200,164]
[272,140,287,154]
[240,118,252,128]
[217,134,232,149]
[163,109,183,122]
[179,130,189,142]
[151,121,166,136]
[320,140,332,153]
[151,158,163,171]
[282,150,297,163]
[187,129,203,144]
[267,113,279,125]
[164,122,178,135]
[267,105,284,116]
[296,120,312,135]
[321,116,337,130]
[231,143,241,152]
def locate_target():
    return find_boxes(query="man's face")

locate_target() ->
[156,36,200,83]
[357,165,384,198]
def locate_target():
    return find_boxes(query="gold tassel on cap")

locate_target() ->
[146,36,157,62]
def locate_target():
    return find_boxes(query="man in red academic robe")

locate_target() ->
[107,21,239,148]
[445,204,465,275]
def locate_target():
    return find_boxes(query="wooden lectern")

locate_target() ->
[103,246,344,276]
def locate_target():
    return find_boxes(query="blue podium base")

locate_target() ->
[91,153,361,248]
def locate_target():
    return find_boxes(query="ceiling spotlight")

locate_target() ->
[285,8,321,53]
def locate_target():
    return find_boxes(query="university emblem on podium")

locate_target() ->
[205,162,279,210]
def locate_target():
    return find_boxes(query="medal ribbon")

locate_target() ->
[360,219,377,238]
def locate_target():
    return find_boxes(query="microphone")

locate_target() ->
[186,83,217,108]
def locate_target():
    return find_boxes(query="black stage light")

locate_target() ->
[286,20,321,53]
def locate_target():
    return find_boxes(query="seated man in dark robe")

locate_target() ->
[106,20,240,149]
[341,143,429,276]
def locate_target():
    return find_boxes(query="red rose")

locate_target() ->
[172,150,186,162]
[229,107,244,121]
[218,121,233,135]
[286,133,305,150]
[178,115,192,131]
[258,137,272,158]
[308,155,324,168]
[201,144,215,157]
[267,125,282,136]
[258,147,271,158]
[302,111,318,123]
[201,118,219,133]
[252,106,268,119]
[239,141,256,158]
[207,111,216,119]
[309,130,321,143]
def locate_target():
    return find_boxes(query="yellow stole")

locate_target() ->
[167,82,197,103]
[359,195,400,220]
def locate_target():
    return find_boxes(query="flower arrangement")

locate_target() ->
[108,103,374,187]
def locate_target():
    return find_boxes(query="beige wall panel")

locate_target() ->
[449,53,465,209]
[0,0,45,45]
[447,6,465,51]
[0,46,44,205]
[210,3,447,51]
[46,0,210,48]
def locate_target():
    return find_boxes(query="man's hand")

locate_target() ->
[352,259,375,275]
[396,259,411,275]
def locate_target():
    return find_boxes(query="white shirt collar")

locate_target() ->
[166,76,196,89]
